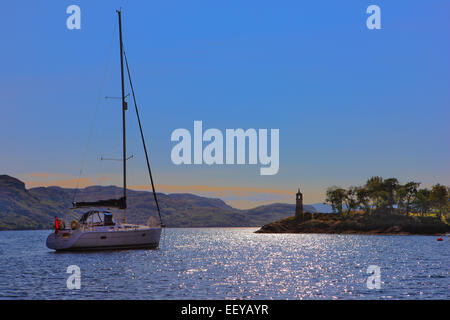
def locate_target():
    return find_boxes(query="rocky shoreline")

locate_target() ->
[255,213,450,235]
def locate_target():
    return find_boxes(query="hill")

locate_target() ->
[0,175,317,230]
[0,175,78,230]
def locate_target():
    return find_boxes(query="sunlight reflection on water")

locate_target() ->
[0,228,448,299]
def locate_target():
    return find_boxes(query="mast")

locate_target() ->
[117,9,127,223]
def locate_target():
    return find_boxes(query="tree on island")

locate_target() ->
[365,176,385,211]
[355,186,371,214]
[382,178,400,214]
[396,181,420,216]
[344,187,359,215]
[413,188,431,216]
[325,186,346,214]
[430,184,449,219]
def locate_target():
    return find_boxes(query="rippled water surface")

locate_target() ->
[0,228,448,299]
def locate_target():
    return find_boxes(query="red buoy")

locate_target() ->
[437,237,443,241]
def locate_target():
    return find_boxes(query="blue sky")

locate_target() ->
[1,1,449,208]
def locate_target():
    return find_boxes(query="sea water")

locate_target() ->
[0,228,448,299]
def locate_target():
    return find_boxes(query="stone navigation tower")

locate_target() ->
[295,188,303,219]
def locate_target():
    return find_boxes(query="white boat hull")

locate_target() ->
[46,226,162,251]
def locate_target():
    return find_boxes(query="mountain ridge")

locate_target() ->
[0,175,317,230]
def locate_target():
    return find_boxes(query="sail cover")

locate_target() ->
[72,197,126,209]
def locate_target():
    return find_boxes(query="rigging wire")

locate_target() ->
[72,22,117,203]
[123,49,164,227]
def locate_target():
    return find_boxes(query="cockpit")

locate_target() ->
[79,210,115,226]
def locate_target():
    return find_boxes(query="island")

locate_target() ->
[256,179,450,235]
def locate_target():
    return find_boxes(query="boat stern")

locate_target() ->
[46,231,80,250]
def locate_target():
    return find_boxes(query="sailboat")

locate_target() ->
[46,10,163,251]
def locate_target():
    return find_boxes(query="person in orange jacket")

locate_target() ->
[55,216,59,234]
